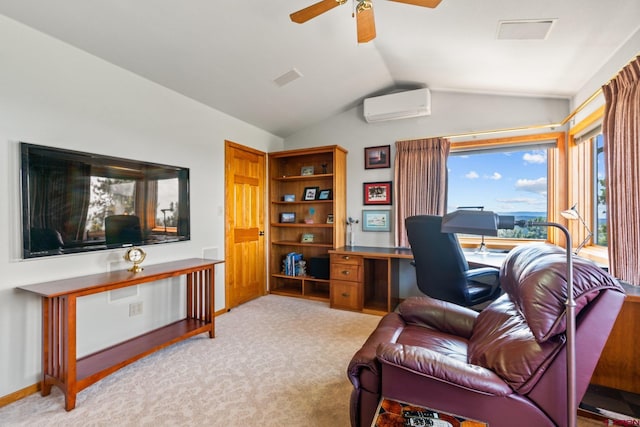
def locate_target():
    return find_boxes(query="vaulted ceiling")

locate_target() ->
[1,0,638,137]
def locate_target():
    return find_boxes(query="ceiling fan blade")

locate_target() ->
[356,2,376,43]
[290,0,345,24]
[388,0,442,8]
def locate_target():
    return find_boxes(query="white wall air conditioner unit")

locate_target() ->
[363,88,431,123]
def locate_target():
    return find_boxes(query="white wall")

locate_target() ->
[571,28,640,124]
[283,91,570,298]
[284,91,570,247]
[0,16,283,397]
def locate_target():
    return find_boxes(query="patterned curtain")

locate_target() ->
[602,55,640,284]
[137,180,158,233]
[394,137,450,247]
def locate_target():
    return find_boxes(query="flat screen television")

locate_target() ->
[21,142,190,258]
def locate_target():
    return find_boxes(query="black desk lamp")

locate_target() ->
[441,209,577,427]
[456,206,489,254]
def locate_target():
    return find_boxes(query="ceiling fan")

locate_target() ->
[290,0,442,43]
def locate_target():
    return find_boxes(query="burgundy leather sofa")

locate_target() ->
[348,244,625,427]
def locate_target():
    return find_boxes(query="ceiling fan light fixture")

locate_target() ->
[357,0,373,13]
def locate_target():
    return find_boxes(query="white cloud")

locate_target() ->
[523,151,546,164]
[465,171,479,179]
[488,172,502,180]
[515,177,547,195]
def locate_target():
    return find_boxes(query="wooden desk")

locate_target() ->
[329,246,413,315]
[17,258,223,411]
[463,250,508,269]
[328,247,505,315]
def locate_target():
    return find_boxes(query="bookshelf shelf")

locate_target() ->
[268,146,347,303]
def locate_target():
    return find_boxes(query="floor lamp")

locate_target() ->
[441,210,577,427]
[456,206,489,254]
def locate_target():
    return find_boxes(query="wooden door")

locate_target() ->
[225,141,266,308]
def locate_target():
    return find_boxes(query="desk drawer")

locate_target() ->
[330,280,363,311]
[330,253,363,266]
[331,263,361,282]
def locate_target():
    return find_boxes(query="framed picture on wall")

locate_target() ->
[364,145,391,169]
[363,181,392,205]
[362,210,391,232]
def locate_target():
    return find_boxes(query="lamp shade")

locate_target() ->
[441,210,500,236]
[561,203,580,220]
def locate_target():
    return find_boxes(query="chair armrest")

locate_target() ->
[465,267,499,285]
[347,312,406,390]
[397,296,478,339]
[377,342,513,396]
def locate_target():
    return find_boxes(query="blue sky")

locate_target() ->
[447,148,548,214]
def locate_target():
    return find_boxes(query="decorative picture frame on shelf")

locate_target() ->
[283,194,295,202]
[302,186,319,201]
[279,212,296,223]
[300,233,314,243]
[300,165,314,176]
[363,181,392,205]
[326,214,334,224]
[362,210,391,232]
[364,145,391,169]
[317,189,332,200]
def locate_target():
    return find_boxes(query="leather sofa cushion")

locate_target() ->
[499,244,623,342]
[467,295,564,393]
[398,296,478,339]
[398,325,469,364]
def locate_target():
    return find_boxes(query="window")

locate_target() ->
[594,133,607,246]
[86,177,137,237]
[156,178,179,232]
[447,132,563,247]
[568,106,607,263]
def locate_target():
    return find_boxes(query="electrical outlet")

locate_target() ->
[129,301,143,317]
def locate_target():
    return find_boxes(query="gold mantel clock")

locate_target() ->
[123,247,146,273]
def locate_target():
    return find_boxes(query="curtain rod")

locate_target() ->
[397,54,639,142]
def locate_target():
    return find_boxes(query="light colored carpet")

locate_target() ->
[0,294,615,426]
[0,295,381,426]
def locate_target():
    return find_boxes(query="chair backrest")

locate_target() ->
[405,215,470,304]
[30,228,64,252]
[105,215,142,246]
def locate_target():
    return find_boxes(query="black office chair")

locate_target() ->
[105,215,143,246]
[30,228,64,253]
[405,215,501,307]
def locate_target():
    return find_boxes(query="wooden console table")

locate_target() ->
[17,258,223,411]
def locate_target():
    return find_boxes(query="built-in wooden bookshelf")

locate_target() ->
[268,145,347,302]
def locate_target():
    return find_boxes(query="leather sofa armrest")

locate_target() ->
[398,296,478,339]
[347,312,406,390]
[377,342,513,396]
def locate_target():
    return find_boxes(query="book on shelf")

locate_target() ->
[282,252,303,276]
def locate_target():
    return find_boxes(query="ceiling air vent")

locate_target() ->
[497,19,556,40]
[273,68,303,87]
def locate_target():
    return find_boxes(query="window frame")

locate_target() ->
[450,131,566,250]
[568,106,608,265]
